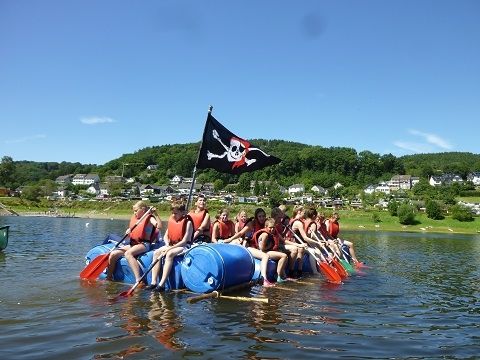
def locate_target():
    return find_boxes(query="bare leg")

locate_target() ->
[158,247,185,288]
[124,243,148,282]
[107,249,125,280]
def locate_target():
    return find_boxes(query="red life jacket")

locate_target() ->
[214,220,235,239]
[252,228,280,251]
[167,214,193,245]
[328,220,340,238]
[129,214,156,245]
[188,209,208,231]
[303,219,316,235]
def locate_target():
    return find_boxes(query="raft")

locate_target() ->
[0,225,9,251]
[84,234,314,293]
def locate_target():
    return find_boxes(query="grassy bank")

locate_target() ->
[1,197,479,235]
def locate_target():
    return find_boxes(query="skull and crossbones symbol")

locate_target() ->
[207,129,270,169]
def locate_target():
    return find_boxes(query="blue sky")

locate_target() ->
[1,0,479,165]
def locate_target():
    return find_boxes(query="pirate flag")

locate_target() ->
[197,113,281,175]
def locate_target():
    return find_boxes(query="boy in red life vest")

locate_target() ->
[271,206,306,278]
[147,201,193,292]
[188,194,211,243]
[325,212,360,264]
[106,201,162,283]
[253,217,290,283]
[211,208,237,243]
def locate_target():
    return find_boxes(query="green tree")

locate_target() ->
[425,199,444,220]
[0,156,16,188]
[388,200,398,216]
[397,203,416,225]
[236,174,251,195]
[450,204,474,222]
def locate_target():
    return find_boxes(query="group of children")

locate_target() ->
[106,195,360,291]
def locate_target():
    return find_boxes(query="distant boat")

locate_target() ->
[0,225,9,251]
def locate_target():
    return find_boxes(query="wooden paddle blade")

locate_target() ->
[318,262,342,284]
[332,258,349,279]
[79,254,109,280]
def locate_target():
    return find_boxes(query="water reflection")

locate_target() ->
[147,293,185,351]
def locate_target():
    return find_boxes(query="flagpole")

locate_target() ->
[185,105,213,211]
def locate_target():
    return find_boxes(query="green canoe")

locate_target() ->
[0,225,9,251]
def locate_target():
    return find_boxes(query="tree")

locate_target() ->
[450,205,474,222]
[236,174,251,195]
[0,156,16,188]
[425,199,444,220]
[397,203,416,225]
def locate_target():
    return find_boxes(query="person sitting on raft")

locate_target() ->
[106,201,162,283]
[211,208,237,244]
[224,207,266,246]
[271,206,306,278]
[188,194,211,244]
[325,212,360,264]
[147,200,193,292]
[252,217,290,284]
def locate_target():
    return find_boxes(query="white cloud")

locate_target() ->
[80,116,115,125]
[5,134,47,144]
[393,141,433,153]
[408,129,453,150]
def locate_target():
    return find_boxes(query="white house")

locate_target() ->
[288,184,305,196]
[429,176,443,187]
[170,175,183,185]
[364,185,376,194]
[375,182,390,194]
[311,185,326,195]
[467,172,480,186]
[73,174,100,186]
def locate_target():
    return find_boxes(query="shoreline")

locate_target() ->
[3,211,478,235]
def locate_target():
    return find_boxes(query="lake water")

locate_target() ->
[0,216,479,359]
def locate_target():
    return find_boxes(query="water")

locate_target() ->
[0,216,479,359]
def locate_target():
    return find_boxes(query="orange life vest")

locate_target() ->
[188,209,208,231]
[303,219,316,235]
[328,220,340,238]
[252,228,280,251]
[213,220,235,239]
[129,214,156,245]
[167,214,193,245]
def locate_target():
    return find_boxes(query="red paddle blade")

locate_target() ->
[332,259,349,279]
[79,254,109,280]
[319,262,342,284]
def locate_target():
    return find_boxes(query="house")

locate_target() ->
[364,185,376,194]
[147,164,158,171]
[170,175,183,185]
[311,185,326,195]
[288,184,305,196]
[72,174,100,186]
[333,182,343,190]
[429,175,443,187]
[55,175,73,185]
[86,183,100,195]
[467,172,480,186]
[388,175,414,191]
[375,182,390,194]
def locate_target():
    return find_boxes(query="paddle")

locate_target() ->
[187,281,258,304]
[283,225,342,284]
[117,254,165,298]
[311,232,350,278]
[79,207,153,280]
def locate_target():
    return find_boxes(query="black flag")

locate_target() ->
[197,113,281,175]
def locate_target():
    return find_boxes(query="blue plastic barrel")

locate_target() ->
[181,243,255,293]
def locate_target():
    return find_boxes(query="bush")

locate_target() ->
[397,203,416,225]
[425,199,444,220]
[450,204,474,222]
[372,213,381,223]
[388,201,398,216]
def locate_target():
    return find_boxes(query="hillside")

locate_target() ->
[1,142,480,190]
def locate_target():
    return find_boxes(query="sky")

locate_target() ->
[1,0,479,165]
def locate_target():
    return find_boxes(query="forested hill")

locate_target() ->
[2,141,480,189]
